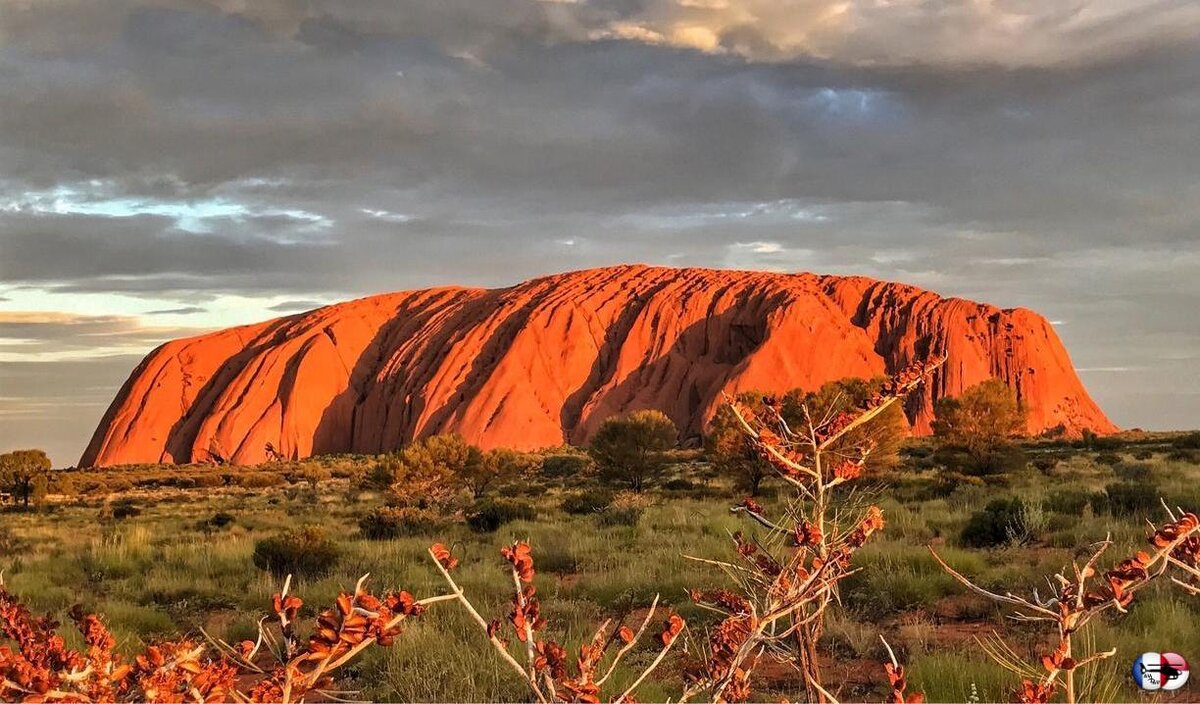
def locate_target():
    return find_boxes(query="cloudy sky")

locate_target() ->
[2,0,1199,466]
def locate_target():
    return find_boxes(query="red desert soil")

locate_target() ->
[80,265,1116,467]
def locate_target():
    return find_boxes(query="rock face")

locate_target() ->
[80,265,1116,467]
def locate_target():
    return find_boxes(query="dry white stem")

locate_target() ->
[612,621,684,704]
[929,547,1058,618]
[597,595,660,686]
[426,547,548,704]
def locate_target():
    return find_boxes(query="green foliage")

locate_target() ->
[1100,481,1159,517]
[1094,452,1122,466]
[560,488,615,515]
[784,376,909,472]
[706,391,776,495]
[960,497,1043,547]
[588,410,677,492]
[1043,489,1091,516]
[0,449,52,507]
[1114,461,1153,482]
[596,506,642,527]
[932,380,1027,477]
[358,506,447,539]
[110,499,142,520]
[539,452,594,479]
[251,526,340,578]
[465,499,537,533]
[460,448,539,498]
[932,441,1026,477]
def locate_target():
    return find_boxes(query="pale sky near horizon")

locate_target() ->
[2,0,1199,466]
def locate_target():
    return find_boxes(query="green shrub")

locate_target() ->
[561,489,614,515]
[662,478,696,491]
[1030,456,1058,474]
[203,511,235,529]
[1132,449,1154,461]
[358,506,446,540]
[596,507,642,527]
[1094,452,1122,466]
[960,498,1042,548]
[1166,449,1198,463]
[466,499,537,533]
[252,527,340,578]
[1043,490,1090,516]
[1114,462,1153,482]
[933,444,1026,476]
[1102,481,1159,517]
[1174,432,1200,450]
[539,453,594,479]
[111,499,141,520]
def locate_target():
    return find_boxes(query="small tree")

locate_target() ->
[589,410,677,492]
[933,378,1027,473]
[460,448,538,499]
[784,376,909,472]
[707,392,775,496]
[0,449,52,507]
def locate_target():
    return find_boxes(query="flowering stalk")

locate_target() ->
[428,541,685,703]
[930,508,1200,703]
[683,357,944,703]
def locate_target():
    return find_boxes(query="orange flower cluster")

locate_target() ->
[431,542,459,570]
[0,585,236,703]
[1015,679,1055,703]
[682,611,755,702]
[884,661,925,704]
[848,505,886,549]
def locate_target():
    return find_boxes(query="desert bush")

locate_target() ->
[110,499,141,521]
[933,379,1025,458]
[1174,431,1200,449]
[465,499,537,533]
[1043,489,1091,516]
[0,449,51,507]
[1114,461,1154,482]
[460,448,539,498]
[539,452,594,479]
[589,410,677,492]
[560,488,615,515]
[365,456,403,489]
[198,510,236,531]
[706,392,778,496]
[1101,481,1159,516]
[252,526,340,578]
[960,497,1043,547]
[1132,449,1155,460]
[1167,448,1199,463]
[933,442,1027,477]
[1094,452,1121,466]
[1030,456,1059,474]
[662,477,696,491]
[358,506,447,540]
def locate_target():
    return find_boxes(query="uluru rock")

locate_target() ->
[80,265,1116,467]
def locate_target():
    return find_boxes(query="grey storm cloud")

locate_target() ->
[1,0,1199,464]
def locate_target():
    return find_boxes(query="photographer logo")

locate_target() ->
[1133,652,1189,691]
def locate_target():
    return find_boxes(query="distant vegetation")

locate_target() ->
[3,378,1200,702]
